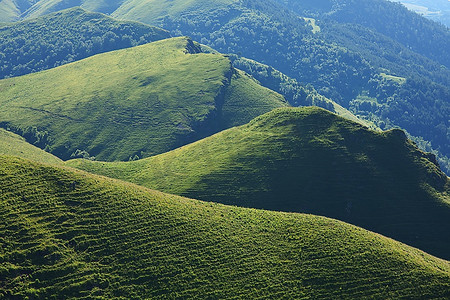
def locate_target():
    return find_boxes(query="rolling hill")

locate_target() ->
[0,36,287,161]
[8,0,449,174]
[1,155,449,298]
[68,107,450,260]
[0,128,62,164]
[0,7,170,79]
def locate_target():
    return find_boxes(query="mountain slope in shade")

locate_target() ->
[68,107,450,259]
[0,129,62,164]
[0,36,287,161]
[1,155,449,298]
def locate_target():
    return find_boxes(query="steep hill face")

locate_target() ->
[68,107,450,259]
[0,37,286,161]
[0,7,170,79]
[1,155,449,298]
[0,129,62,164]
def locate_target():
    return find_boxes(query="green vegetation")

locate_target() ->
[111,0,449,174]
[1,155,450,298]
[228,54,376,128]
[68,107,450,259]
[0,7,170,79]
[0,36,286,161]
[2,0,449,173]
[0,129,62,164]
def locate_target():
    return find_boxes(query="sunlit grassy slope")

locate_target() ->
[68,107,450,259]
[0,36,286,161]
[0,129,62,164]
[16,0,235,21]
[112,0,236,24]
[1,155,449,298]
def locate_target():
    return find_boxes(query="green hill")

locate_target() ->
[0,7,170,79]
[0,129,62,164]
[1,155,449,298]
[68,107,450,259]
[0,36,286,161]
[3,0,449,172]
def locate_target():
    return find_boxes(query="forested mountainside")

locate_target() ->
[0,37,286,161]
[3,0,447,174]
[0,8,170,79]
[68,107,450,260]
[1,155,449,298]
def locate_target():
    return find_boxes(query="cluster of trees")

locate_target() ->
[229,54,335,111]
[0,8,169,79]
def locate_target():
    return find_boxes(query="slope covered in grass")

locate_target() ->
[1,155,450,298]
[0,129,62,164]
[69,107,450,259]
[0,36,286,161]
[3,0,449,173]
[0,7,170,79]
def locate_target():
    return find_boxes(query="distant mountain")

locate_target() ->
[1,155,449,298]
[68,107,450,260]
[0,7,170,79]
[0,37,287,161]
[399,0,450,27]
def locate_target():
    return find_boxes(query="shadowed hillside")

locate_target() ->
[68,107,450,259]
[0,129,62,164]
[1,155,449,298]
[0,36,286,161]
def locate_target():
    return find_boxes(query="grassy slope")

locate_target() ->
[112,0,236,23]
[0,129,62,164]
[1,155,450,299]
[22,0,126,18]
[0,36,286,161]
[18,0,234,21]
[0,7,171,79]
[68,107,450,259]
